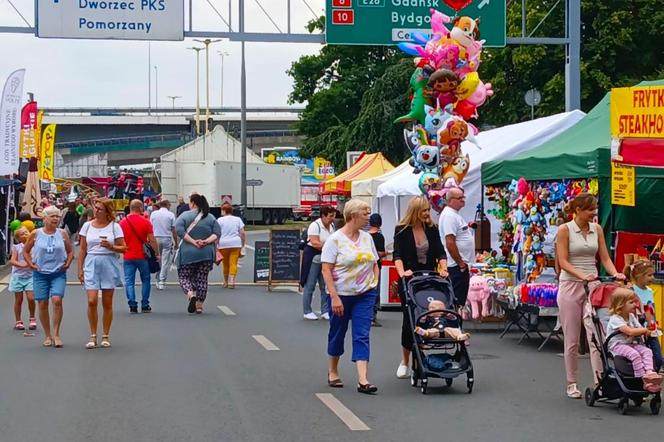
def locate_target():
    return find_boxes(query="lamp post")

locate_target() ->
[187,46,204,136]
[194,38,222,134]
[154,65,159,110]
[217,50,229,112]
[167,95,181,109]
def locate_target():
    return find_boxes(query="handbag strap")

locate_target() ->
[125,216,146,246]
[178,212,204,250]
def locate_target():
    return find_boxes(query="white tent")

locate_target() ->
[351,160,412,204]
[375,110,586,251]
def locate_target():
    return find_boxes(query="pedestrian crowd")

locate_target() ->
[8,189,663,399]
[8,193,244,349]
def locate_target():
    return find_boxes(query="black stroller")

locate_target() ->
[404,271,474,394]
[583,279,662,415]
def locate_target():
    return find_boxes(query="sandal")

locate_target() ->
[28,318,37,330]
[53,337,63,348]
[85,334,97,349]
[566,383,582,399]
[328,378,344,388]
[42,337,54,347]
[357,383,378,394]
[187,294,197,314]
[14,320,25,331]
[100,335,111,348]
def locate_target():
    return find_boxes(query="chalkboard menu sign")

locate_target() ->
[269,229,301,289]
[253,241,270,283]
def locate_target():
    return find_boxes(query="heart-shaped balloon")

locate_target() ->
[443,0,473,11]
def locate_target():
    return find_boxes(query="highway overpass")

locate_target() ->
[44,107,305,168]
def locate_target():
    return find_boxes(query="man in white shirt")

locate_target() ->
[439,187,475,308]
[150,200,178,289]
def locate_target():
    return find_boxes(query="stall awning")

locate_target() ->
[321,152,394,196]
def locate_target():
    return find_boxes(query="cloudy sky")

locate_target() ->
[0,0,326,108]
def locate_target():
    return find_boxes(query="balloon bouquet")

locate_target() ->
[394,6,492,212]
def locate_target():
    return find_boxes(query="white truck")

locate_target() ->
[160,127,301,224]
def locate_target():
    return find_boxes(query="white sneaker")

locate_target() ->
[157,282,164,290]
[396,363,409,379]
[320,312,330,320]
[303,312,319,320]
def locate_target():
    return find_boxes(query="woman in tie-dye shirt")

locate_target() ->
[321,199,379,395]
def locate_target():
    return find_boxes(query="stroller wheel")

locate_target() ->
[650,398,661,415]
[445,378,453,387]
[420,380,428,395]
[584,388,596,407]
[618,399,629,415]
[410,372,419,388]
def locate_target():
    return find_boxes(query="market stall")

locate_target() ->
[481,80,664,346]
[320,152,394,197]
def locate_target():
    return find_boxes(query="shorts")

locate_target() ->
[33,272,67,300]
[9,275,33,293]
[84,254,123,290]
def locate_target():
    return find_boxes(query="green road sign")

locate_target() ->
[325,0,506,47]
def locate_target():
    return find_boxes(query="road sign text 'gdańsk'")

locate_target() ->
[36,0,184,41]
[325,0,506,47]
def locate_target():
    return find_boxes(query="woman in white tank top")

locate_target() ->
[555,193,625,399]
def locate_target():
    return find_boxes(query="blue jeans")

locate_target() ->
[303,260,329,315]
[327,289,376,362]
[124,259,151,308]
[647,337,663,372]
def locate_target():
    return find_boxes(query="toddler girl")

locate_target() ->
[606,288,662,392]
[415,300,469,341]
[9,227,36,331]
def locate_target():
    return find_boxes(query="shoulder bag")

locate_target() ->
[126,217,160,274]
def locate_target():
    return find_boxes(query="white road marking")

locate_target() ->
[315,393,371,431]
[217,305,236,316]
[0,274,10,284]
[252,335,280,351]
[245,244,255,251]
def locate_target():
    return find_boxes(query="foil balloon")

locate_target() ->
[9,219,21,231]
[21,220,36,232]
[418,173,442,194]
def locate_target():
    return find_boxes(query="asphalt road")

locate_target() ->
[0,242,661,441]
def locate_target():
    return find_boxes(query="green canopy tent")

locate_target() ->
[481,79,664,241]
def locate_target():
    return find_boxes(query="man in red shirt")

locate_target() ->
[120,199,159,313]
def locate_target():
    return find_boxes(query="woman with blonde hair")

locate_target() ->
[23,206,74,348]
[78,197,126,349]
[393,195,448,379]
[321,199,380,394]
[555,192,625,398]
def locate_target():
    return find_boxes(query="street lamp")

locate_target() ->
[194,38,222,134]
[187,46,205,136]
[217,50,230,112]
[154,65,159,109]
[167,95,181,109]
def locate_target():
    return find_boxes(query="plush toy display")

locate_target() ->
[467,273,491,320]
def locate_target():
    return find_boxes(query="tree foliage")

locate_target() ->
[288,0,664,170]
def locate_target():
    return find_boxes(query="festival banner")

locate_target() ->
[0,69,25,175]
[611,85,664,139]
[40,124,56,182]
[35,110,43,158]
[19,100,39,158]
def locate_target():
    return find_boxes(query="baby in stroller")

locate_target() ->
[415,300,470,341]
[606,289,663,393]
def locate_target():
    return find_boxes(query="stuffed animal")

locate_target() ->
[467,274,491,320]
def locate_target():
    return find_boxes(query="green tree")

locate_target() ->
[289,1,664,169]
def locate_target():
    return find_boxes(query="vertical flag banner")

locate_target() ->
[0,69,25,175]
[40,124,56,182]
[19,101,38,158]
[23,156,41,218]
[35,110,43,159]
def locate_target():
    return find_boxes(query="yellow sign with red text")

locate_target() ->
[611,86,664,138]
[39,124,56,182]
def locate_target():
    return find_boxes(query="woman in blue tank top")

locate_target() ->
[24,206,74,348]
